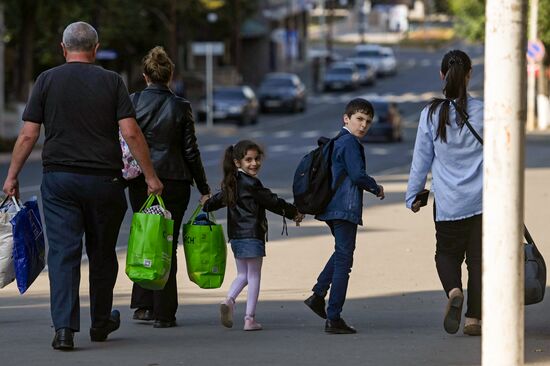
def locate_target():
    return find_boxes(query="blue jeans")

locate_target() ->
[312,220,357,320]
[41,172,127,331]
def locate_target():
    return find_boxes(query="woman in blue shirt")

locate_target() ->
[406,50,483,336]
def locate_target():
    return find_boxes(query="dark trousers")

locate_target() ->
[128,176,190,321]
[312,220,358,320]
[435,213,482,319]
[41,172,127,331]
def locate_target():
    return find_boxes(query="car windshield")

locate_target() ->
[328,67,352,75]
[214,89,245,100]
[357,50,382,58]
[262,78,294,87]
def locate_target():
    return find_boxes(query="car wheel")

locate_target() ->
[300,101,307,113]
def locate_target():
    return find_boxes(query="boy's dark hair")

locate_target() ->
[344,98,374,118]
[221,140,264,207]
[427,49,472,143]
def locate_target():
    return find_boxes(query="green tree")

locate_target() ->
[448,0,485,42]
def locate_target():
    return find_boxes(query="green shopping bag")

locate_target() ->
[183,205,226,289]
[126,194,174,290]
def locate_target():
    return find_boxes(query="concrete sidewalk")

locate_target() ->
[1,166,550,366]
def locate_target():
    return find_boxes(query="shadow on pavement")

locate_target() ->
[1,289,550,366]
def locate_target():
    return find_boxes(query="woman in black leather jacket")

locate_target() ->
[203,140,303,331]
[128,46,211,328]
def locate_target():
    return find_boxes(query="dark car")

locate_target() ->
[348,58,376,86]
[323,62,360,91]
[363,101,403,142]
[258,73,307,113]
[197,86,259,126]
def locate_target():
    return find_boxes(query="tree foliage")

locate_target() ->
[2,0,257,101]
[448,0,550,49]
[448,0,485,42]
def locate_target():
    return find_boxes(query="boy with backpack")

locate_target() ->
[301,98,385,334]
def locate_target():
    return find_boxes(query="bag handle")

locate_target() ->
[138,194,166,212]
[448,99,535,244]
[186,204,216,225]
[0,196,21,211]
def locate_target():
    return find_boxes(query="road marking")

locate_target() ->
[202,144,224,152]
[368,147,390,155]
[301,130,321,138]
[273,131,292,138]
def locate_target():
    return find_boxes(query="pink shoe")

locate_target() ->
[243,315,262,331]
[220,298,234,328]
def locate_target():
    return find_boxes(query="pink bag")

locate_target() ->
[119,130,142,180]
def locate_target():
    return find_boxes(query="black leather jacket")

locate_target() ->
[132,84,210,194]
[203,171,298,241]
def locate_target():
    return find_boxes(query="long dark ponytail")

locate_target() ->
[427,49,472,143]
[221,140,264,207]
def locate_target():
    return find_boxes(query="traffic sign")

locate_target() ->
[527,39,545,62]
[191,42,224,56]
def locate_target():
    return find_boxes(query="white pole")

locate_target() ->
[483,0,526,365]
[0,4,5,138]
[526,0,538,131]
[317,0,325,92]
[206,43,214,129]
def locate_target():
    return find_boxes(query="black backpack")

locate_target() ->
[292,136,345,215]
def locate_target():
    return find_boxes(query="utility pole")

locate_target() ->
[483,0,527,365]
[526,0,538,131]
[0,3,4,138]
[317,0,326,93]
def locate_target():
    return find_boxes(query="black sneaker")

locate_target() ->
[90,310,121,342]
[51,328,74,350]
[133,308,153,321]
[304,293,327,319]
[325,318,357,334]
[153,320,177,328]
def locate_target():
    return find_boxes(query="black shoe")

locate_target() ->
[90,310,121,342]
[133,308,153,321]
[304,293,327,319]
[325,318,357,334]
[153,320,177,328]
[52,328,74,350]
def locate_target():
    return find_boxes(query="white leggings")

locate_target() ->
[227,257,263,317]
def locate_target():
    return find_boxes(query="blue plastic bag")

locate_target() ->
[11,197,45,294]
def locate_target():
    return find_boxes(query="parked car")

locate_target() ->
[363,101,402,142]
[347,58,376,85]
[197,86,259,126]
[355,44,397,76]
[258,73,307,113]
[323,62,360,91]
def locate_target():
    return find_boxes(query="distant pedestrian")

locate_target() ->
[304,98,385,334]
[202,140,304,331]
[127,46,211,328]
[2,21,163,350]
[406,49,483,336]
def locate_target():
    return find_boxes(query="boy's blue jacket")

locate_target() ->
[315,128,380,225]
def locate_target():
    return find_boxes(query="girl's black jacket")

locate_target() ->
[203,171,298,241]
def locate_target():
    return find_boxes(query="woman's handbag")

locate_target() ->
[183,205,226,289]
[524,226,546,305]
[450,99,546,305]
[126,194,174,290]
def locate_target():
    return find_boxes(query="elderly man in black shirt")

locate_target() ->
[2,21,163,350]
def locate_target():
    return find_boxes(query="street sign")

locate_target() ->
[527,39,545,62]
[191,42,224,56]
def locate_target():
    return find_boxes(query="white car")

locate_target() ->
[354,44,397,76]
